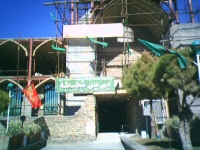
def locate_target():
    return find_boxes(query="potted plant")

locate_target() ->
[24,122,41,144]
[7,120,23,149]
[23,123,32,146]
[0,122,10,150]
[156,129,162,140]
[31,123,42,142]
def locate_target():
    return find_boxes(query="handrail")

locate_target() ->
[121,124,129,132]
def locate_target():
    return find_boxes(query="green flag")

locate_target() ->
[138,39,188,69]
[126,44,131,55]
[86,36,108,47]
[122,17,128,25]
[52,40,66,52]
[50,12,56,21]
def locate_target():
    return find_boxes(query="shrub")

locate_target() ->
[0,123,6,136]
[7,120,23,136]
[0,90,9,114]
[23,122,41,135]
[165,115,180,130]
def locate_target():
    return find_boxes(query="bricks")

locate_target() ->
[3,95,96,143]
[25,95,96,143]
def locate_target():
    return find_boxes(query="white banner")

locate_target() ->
[63,23,123,38]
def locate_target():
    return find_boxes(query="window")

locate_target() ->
[44,84,58,115]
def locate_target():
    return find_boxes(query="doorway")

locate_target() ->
[98,101,126,132]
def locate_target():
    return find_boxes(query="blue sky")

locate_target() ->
[0,0,56,38]
[0,0,199,39]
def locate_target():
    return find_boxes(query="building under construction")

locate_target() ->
[0,0,200,143]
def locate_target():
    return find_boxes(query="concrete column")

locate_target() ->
[21,96,32,117]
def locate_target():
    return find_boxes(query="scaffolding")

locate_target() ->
[44,0,200,76]
[160,0,200,24]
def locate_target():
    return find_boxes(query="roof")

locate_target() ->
[0,38,66,76]
[0,0,170,76]
[92,0,170,40]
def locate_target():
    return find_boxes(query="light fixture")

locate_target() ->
[191,40,200,84]
[6,83,14,132]
[191,40,200,52]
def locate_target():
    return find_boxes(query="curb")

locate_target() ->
[120,136,149,150]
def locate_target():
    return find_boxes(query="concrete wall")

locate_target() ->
[126,98,146,135]
[97,37,142,79]
[170,23,200,48]
[67,38,96,77]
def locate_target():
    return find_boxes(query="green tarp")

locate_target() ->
[86,36,108,47]
[138,39,188,69]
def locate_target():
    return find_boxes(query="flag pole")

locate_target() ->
[28,38,33,86]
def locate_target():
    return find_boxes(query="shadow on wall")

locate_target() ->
[64,106,81,116]
[34,117,50,139]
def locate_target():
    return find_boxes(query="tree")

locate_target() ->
[122,52,166,139]
[154,48,199,150]
[122,47,200,150]
[0,90,9,114]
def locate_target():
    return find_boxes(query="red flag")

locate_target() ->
[22,83,42,108]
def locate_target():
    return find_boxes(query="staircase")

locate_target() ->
[42,95,96,143]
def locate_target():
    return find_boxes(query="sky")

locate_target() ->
[0,0,56,38]
[0,0,199,39]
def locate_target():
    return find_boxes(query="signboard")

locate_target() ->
[55,77,115,93]
[63,23,123,38]
[141,99,164,123]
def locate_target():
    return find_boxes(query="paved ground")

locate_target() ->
[41,133,126,150]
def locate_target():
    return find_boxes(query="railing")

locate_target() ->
[44,104,58,115]
[121,125,129,132]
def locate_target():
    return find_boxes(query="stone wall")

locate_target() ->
[4,95,96,143]
[37,95,96,143]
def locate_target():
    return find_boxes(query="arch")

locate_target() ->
[33,39,52,56]
[35,77,55,89]
[0,39,28,56]
[93,0,170,40]
[0,79,24,90]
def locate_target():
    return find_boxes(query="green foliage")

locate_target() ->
[165,115,180,130]
[122,47,199,148]
[29,122,41,134]
[6,120,42,136]
[7,120,23,136]
[0,123,6,136]
[23,124,31,136]
[0,90,9,114]
[122,52,165,99]
[154,48,199,94]
[23,122,41,135]
[122,47,199,98]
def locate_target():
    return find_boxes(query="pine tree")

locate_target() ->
[122,51,165,139]
[154,48,199,150]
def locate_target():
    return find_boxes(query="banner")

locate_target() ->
[22,83,42,109]
[63,23,124,38]
[55,77,115,93]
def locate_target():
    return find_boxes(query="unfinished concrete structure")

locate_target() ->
[0,0,200,142]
